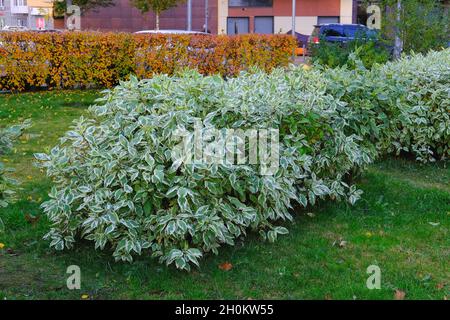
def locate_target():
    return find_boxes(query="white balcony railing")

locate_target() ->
[11,5,29,14]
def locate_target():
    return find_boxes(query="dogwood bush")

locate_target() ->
[36,69,370,270]
[36,49,449,270]
[320,49,450,162]
[380,50,450,161]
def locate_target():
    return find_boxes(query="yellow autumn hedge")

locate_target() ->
[0,32,296,91]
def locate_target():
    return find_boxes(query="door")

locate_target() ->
[254,16,274,34]
[227,17,249,35]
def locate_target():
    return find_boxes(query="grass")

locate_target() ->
[0,90,449,300]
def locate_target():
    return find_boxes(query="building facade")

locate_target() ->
[79,0,219,34]
[0,0,54,30]
[221,0,355,35]
[80,0,357,35]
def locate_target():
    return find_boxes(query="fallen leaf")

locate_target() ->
[338,240,347,248]
[428,222,440,226]
[306,212,315,218]
[81,294,89,300]
[324,294,333,300]
[436,283,445,290]
[0,243,5,249]
[218,262,233,271]
[394,289,406,300]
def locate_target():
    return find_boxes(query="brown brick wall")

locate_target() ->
[80,0,218,34]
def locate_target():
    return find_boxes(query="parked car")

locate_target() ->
[308,23,394,57]
[1,25,29,32]
[31,29,63,33]
[309,24,378,45]
[134,30,211,36]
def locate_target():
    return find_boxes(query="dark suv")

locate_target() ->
[309,24,378,45]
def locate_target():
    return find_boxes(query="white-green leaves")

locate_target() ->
[34,68,373,270]
[35,49,450,271]
[322,49,450,162]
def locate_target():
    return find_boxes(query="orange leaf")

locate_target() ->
[436,283,445,290]
[394,289,406,300]
[218,262,233,271]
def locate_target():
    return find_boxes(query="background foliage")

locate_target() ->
[362,0,449,55]
[0,32,296,92]
[310,39,391,69]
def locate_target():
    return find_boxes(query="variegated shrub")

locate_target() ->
[319,49,450,162]
[36,69,370,270]
[36,49,448,270]
[380,50,450,162]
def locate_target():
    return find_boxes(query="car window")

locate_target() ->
[321,26,344,37]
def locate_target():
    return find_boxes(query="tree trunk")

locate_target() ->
[393,0,403,59]
[155,13,160,30]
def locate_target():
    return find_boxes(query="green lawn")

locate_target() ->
[0,91,448,300]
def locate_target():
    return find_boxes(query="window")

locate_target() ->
[321,25,344,37]
[229,0,272,7]
[254,16,274,34]
[14,0,27,6]
[317,16,340,25]
[0,0,4,8]
[17,18,25,26]
[0,18,5,29]
[227,17,249,35]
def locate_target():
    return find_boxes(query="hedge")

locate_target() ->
[34,69,372,269]
[35,49,449,270]
[320,49,450,162]
[0,32,296,92]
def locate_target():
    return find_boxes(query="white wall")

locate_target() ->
[218,0,228,34]
[340,0,353,24]
[274,16,318,35]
